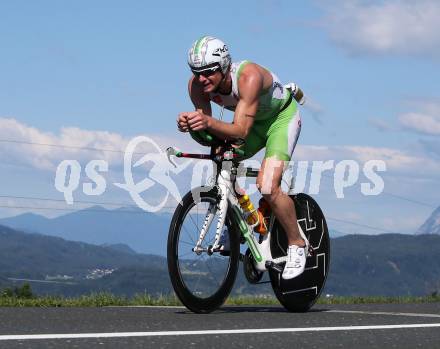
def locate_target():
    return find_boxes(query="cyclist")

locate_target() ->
[177,36,308,280]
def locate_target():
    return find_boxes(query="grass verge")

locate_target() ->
[1,293,439,307]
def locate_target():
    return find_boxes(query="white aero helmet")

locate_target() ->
[188,36,231,75]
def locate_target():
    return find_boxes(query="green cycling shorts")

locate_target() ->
[239,97,301,161]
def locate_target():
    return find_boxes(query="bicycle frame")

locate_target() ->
[167,146,308,272]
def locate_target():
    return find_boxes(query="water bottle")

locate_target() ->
[238,195,259,226]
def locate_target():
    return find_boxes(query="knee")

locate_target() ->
[256,158,284,203]
[257,181,282,204]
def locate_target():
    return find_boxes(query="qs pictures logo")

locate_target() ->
[54,136,192,212]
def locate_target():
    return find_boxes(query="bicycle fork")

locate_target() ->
[192,169,231,255]
[192,202,217,255]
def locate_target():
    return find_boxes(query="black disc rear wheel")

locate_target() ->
[269,193,330,312]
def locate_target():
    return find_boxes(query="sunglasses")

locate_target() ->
[191,66,220,78]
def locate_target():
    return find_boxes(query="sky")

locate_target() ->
[0,0,439,236]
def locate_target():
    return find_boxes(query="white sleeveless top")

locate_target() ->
[209,60,289,121]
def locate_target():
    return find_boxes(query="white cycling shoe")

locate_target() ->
[282,244,307,280]
[282,229,311,280]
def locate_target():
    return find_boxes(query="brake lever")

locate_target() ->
[166,147,178,168]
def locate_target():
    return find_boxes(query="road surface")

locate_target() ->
[0,303,439,348]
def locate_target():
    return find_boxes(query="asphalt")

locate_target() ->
[0,303,440,348]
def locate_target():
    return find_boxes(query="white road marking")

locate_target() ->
[1,324,440,341]
[327,310,440,319]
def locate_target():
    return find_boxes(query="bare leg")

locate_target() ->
[257,157,305,247]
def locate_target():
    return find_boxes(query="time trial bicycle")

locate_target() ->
[166,141,330,313]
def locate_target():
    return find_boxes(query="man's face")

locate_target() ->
[194,70,223,93]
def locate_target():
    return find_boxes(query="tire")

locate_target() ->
[167,187,240,313]
[269,193,330,312]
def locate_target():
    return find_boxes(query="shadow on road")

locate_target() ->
[175,306,329,315]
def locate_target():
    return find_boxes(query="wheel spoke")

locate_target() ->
[179,240,196,248]
[210,254,225,261]
[192,270,203,295]
[179,250,196,258]
[202,251,221,286]
[181,224,196,245]
[201,254,222,288]
[188,212,200,232]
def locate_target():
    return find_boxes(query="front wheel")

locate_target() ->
[269,193,330,312]
[167,187,240,313]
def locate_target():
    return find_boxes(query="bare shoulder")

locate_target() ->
[237,63,264,96]
[239,62,263,81]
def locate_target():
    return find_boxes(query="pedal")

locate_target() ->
[265,261,283,274]
[244,249,264,284]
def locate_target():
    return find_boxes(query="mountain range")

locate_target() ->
[0,206,354,255]
[1,224,440,297]
[416,206,440,235]
[0,206,170,255]
[1,202,439,298]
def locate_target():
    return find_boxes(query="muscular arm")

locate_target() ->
[206,65,262,140]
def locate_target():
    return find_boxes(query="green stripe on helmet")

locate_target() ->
[194,36,208,55]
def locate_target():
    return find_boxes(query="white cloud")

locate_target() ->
[294,143,440,177]
[0,118,202,218]
[0,118,438,233]
[399,112,440,135]
[320,0,440,56]
[0,118,198,171]
[1,116,438,186]
[394,100,440,158]
[368,118,395,132]
[398,102,440,135]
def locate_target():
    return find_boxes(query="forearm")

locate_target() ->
[207,117,248,140]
